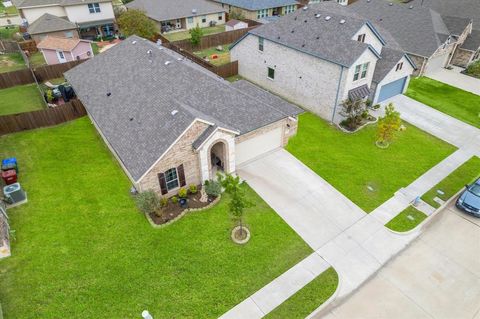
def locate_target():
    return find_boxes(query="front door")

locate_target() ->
[56,51,67,63]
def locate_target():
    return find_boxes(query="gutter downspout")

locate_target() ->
[331,65,344,123]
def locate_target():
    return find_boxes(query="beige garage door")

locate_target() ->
[235,127,282,166]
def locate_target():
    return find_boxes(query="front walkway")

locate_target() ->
[427,67,480,96]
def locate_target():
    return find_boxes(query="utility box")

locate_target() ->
[1,158,18,173]
[1,170,17,185]
[3,183,26,205]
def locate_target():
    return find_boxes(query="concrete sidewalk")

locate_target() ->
[428,68,480,96]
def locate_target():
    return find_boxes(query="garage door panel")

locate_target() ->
[236,127,282,166]
[377,77,407,103]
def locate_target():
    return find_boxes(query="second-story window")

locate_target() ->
[353,62,369,81]
[257,9,268,19]
[357,33,366,43]
[396,62,403,71]
[88,3,101,13]
[258,37,264,51]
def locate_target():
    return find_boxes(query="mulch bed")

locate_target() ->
[148,189,216,225]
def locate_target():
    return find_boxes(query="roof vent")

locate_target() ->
[302,6,308,10]
[177,57,183,61]
[301,44,305,47]
[389,2,393,5]
[132,40,137,44]
[367,0,370,2]
[171,110,178,116]
[294,16,297,20]
[129,117,134,121]
[147,49,152,56]
[277,36,280,39]
[409,5,413,9]
[304,19,308,23]
[340,19,346,24]
[192,8,197,14]
[106,92,111,97]
[316,36,320,39]
[315,13,321,18]
[165,61,172,65]
[325,16,331,21]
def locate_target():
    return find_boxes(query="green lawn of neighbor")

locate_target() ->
[0,52,25,73]
[164,25,225,42]
[194,43,231,66]
[28,51,47,68]
[0,2,17,15]
[422,156,480,208]
[385,206,428,232]
[0,118,312,318]
[265,267,338,319]
[406,77,480,129]
[287,113,456,212]
[0,84,45,115]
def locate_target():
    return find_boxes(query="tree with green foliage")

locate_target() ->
[376,103,402,148]
[189,25,203,46]
[218,174,252,237]
[117,9,157,39]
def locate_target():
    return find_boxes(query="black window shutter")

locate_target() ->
[158,172,168,195]
[177,164,186,187]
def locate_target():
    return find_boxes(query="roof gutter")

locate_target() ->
[331,65,345,123]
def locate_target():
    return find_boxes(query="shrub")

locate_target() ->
[160,197,168,207]
[135,190,161,214]
[366,99,372,107]
[178,187,188,198]
[373,104,381,109]
[361,110,369,119]
[188,184,198,194]
[189,25,203,46]
[171,196,179,204]
[204,180,222,197]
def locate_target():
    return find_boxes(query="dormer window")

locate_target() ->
[357,33,366,43]
[88,3,101,13]
[395,62,403,71]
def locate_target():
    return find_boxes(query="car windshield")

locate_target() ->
[468,184,480,197]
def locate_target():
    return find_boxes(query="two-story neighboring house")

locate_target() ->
[213,0,299,22]
[15,0,116,40]
[230,5,415,122]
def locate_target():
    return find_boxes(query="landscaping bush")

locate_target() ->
[204,179,222,197]
[178,187,188,198]
[189,25,203,46]
[160,197,168,207]
[188,184,198,194]
[135,190,161,215]
[171,196,179,204]
[465,60,480,78]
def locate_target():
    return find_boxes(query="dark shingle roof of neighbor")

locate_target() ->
[126,0,226,22]
[372,47,409,83]
[64,36,302,181]
[462,30,480,51]
[213,0,298,11]
[247,5,379,67]
[16,0,110,7]
[27,13,77,35]
[441,16,472,36]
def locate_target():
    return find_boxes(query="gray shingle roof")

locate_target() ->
[461,30,480,51]
[213,0,298,11]
[16,0,111,7]
[64,36,301,181]
[126,0,226,22]
[27,13,77,35]
[246,5,379,67]
[192,125,217,150]
[372,47,407,83]
[441,16,472,36]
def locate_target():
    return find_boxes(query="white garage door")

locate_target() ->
[424,53,449,75]
[236,127,282,166]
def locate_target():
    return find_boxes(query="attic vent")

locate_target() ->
[147,49,152,56]
[315,13,321,18]
[106,92,111,97]
[171,110,178,116]
[389,2,393,5]
[177,57,183,61]
[165,61,172,65]
[301,44,305,47]
[304,19,308,23]
[409,5,413,9]
[291,30,295,33]
[340,19,346,24]
[325,16,331,21]
[277,36,280,39]
[294,16,297,20]
[132,40,137,44]
[302,6,308,10]
[316,36,320,39]
[192,8,197,14]
[367,0,370,2]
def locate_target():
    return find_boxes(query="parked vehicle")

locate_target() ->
[456,178,480,217]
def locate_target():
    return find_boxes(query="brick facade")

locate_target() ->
[451,48,475,67]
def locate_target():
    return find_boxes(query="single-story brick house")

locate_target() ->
[65,36,301,197]
[37,36,93,64]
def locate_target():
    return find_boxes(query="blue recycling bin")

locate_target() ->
[2,158,18,173]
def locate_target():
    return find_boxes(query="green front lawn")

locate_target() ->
[287,113,456,212]
[0,118,312,318]
[385,206,428,232]
[0,84,45,115]
[406,77,480,129]
[0,52,26,73]
[164,25,225,42]
[422,156,480,208]
[265,267,338,319]
[194,44,231,66]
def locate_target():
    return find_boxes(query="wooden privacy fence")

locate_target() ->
[0,40,19,53]
[0,99,87,135]
[19,40,37,53]
[0,59,85,89]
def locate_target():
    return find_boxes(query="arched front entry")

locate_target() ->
[209,140,229,179]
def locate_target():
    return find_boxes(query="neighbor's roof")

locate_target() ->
[64,36,302,181]
[226,19,245,27]
[126,0,226,22]
[242,5,383,67]
[461,30,480,51]
[16,0,111,8]
[441,16,472,36]
[27,13,77,35]
[213,0,298,11]
[372,47,415,83]
[37,36,86,51]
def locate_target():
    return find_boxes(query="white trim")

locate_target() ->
[194,126,237,151]
[39,49,48,66]
[56,50,67,63]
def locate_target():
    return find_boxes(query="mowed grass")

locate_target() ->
[163,25,225,42]
[0,26,19,40]
[0,118,312,318]
[0,52,26,73]
[28,51,47,68]
[194,44,231,66]
[265,267,338,319]
[287,113,456,212]
[406,77,480,129]
[385,206,428,232]
[422,156,480,208]
[0,84,45,115]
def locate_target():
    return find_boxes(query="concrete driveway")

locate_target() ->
[428,68,480,96]
[318,202,480,319]
[237,149,366,251]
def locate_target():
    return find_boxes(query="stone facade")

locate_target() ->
[451,48,475,67]
[197,128,236,182]
[409,54,427,76]
[137,120,209,196]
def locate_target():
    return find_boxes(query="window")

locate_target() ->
[201,15,207,23]
[218,14,223,20]
[88,3,101,13]
[396,62,403,71]
[353,62,369,81]
[257,9,268,19]
[357,33,366,43]
[57,51,64,59]
[284,5,296,14]
[258,37,264,51]
[164,168,179,191]
[64,31,73,38]
[187,16,193,23]
[267,67,275,79]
